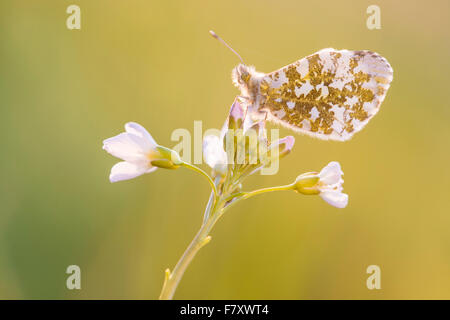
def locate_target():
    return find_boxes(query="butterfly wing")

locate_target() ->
[258,48,393,141]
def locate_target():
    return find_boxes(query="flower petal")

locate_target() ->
[103,133,149,163]
[319,161,343,185]
[270,136,295,157]
[229,100,245,123]
[320,191,348,208]
[125,122,157,149]
[109,161,156,183]
[203,135,227,173]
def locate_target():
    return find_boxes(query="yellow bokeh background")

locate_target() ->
[0,0,449,299]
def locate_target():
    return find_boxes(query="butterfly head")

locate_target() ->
[232,64,252,88]
[232,64,264,104]
[209,31,265,107]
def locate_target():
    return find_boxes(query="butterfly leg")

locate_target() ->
[251,109,269,122]
[236,95,250,104]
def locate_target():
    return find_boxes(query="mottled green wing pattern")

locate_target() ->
[259,48,393,141]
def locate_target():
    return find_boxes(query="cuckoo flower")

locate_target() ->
[104,99,351,301]
[203,99,295,182]
[294,161,348,208]
[103,122,181,183]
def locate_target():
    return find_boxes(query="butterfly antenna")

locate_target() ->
[209,30,245,64]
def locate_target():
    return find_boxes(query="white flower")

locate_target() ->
[203,135,227,174]
[294,161,348,208]
[103,122,180,183]
[317,161,348,208]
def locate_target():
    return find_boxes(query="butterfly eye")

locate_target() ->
[240,73,250,83]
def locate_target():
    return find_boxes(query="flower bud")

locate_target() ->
[203,135,228,175]
[227,99,245,131]
[260,135,295,168]
[276,136,295,159]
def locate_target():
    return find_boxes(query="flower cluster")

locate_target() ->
[202,99,295,196]
[103,101,348,208]
[103,99,349,300]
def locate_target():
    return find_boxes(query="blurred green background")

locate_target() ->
[1,0,449,299]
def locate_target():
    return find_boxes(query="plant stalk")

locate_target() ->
[159,200,222,300]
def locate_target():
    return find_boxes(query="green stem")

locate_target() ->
[159,201,223,300]
[181,162,218,199]
[158,181,294,299]
[202,191,215,224]
[223,183,294,203]
[221,183,295,213]
[240,183,294,200]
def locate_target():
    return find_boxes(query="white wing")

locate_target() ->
[258,48,393,141]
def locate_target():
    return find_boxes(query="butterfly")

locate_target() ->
[211,31,393,141]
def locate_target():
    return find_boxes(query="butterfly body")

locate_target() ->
[232,48,393,141]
